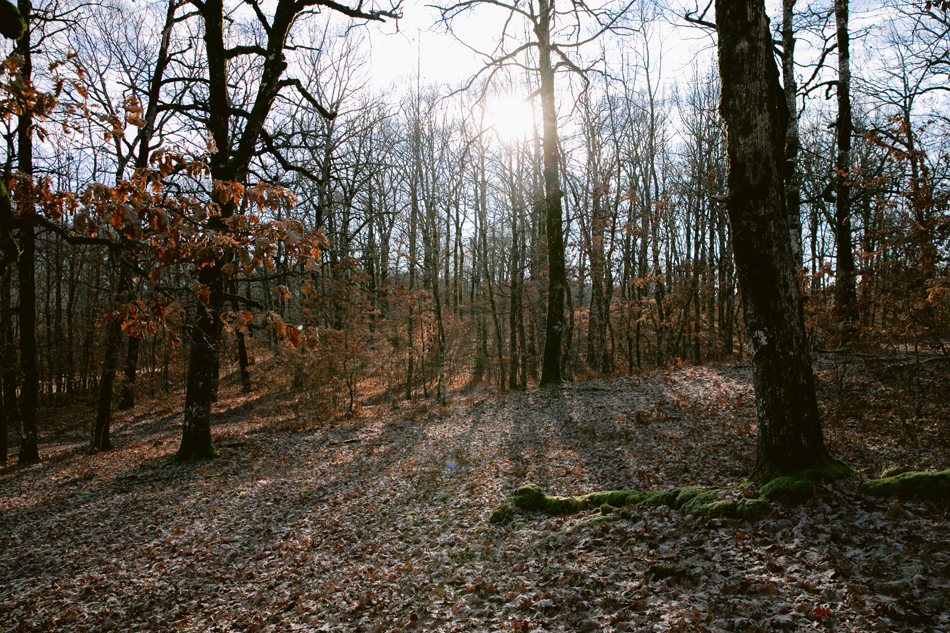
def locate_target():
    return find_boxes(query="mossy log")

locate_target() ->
[489,484,644,524]
[864,470,950,500]
[489,483,768,524]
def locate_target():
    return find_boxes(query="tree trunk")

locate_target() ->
[16,222,38,463]
[537,0,567,387]
[118,336,139,409]
[175,267,220,462]
[0,271,16,462]
[16,0,38,463]
[91,317,122,451]
[716,0,842,482]
[230,289,251,393]
[834,0,857,341]
[93,263,132,447]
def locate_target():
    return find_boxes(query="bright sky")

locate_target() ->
[366,3,488,88]
[357,0,899,121]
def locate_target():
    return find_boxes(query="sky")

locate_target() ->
[359,0,893,93]
[365,3,492,88]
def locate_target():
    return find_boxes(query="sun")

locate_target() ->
[488,95,536,142]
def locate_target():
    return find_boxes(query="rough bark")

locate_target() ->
[716,0,839,482]
[176,0,304,459]
[175,265,220,462]
[537,0,567,387]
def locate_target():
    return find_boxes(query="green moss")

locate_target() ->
[675,487,719,511]
[619,508,644,522]
[638,488,685,508]
[490,483,643,524]
[752,457,853,486]
[586,490,645,507]
[880,466,907,478]
[0,0,27,41]
[863,470,950,500]
[736,498,768,520]
[760,476,814,505]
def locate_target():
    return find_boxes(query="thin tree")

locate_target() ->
[434,0,635,386]
[834,0,857,342]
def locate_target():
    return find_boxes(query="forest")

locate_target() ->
[0,0,949,630]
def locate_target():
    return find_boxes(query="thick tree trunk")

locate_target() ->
[716,0,840,482]
[175,267,220,462]
[537,0,567,387]
[16,223,38,463]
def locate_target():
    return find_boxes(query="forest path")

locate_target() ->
[0,359,948,632]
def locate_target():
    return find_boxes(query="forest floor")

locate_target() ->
[1,352,949,633]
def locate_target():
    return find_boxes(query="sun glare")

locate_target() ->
[489,96,536,142]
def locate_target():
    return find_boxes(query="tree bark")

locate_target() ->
[176,264,220,462]
[91,316,122,451]
[834,0,857,341]
[716,0,840,482]
[537,0,567,387]
[16,0,38,463]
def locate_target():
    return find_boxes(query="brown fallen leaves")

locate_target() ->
[0,354,948,632]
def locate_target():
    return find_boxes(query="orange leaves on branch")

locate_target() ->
[123,95,145,128]
[214,180,245,205]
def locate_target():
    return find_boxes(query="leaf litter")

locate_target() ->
[1,355,948,632]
